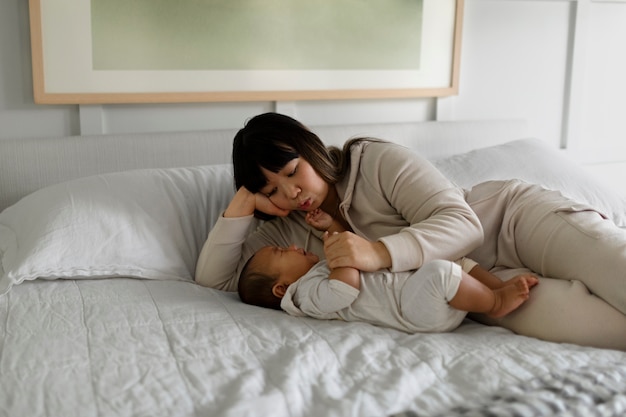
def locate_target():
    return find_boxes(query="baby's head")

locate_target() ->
[238,245,319,310]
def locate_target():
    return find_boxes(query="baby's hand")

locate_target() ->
[306,208,334,231]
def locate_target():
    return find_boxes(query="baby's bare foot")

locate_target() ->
[503,274,539,289]
[488,278,532,318]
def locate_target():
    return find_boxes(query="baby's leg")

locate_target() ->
[488,277,535,318]
[501,274,538,288]
[449,272,536,318]
[399,260,468,333]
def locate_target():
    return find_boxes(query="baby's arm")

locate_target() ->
[306,208,345,234]
[287,260,359,317]
[287,234,360,317]
[328,267,361,290]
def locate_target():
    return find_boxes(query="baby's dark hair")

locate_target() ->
[238,253,282,310]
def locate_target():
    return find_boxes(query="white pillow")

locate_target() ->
[433,138,626,227]
[0,165,234,295]
[2,138,623,295]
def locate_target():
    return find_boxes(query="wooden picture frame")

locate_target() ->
[29,0,464,104]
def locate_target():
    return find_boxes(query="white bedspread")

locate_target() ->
[1,278,624,417]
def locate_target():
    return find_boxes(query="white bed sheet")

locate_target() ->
[1,277,624,417]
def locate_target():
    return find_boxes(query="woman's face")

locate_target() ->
[259,157,329,212]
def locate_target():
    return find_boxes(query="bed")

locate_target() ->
[1,120,625,417]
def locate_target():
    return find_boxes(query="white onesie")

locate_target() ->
[281,258,477,333]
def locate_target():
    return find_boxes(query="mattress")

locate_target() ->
[1,277,624,417]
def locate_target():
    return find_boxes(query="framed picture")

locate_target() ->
[29,0,464,104]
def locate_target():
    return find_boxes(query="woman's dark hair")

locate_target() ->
[232,112,383,219]
[232,113,339,219]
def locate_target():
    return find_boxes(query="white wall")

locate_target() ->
[1,0,625,192]
[579,1,626,161]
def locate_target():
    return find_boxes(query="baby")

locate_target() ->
[238,209,538,333]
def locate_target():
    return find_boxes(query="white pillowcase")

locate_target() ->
[433,138,626,227]
[0,165,234,295]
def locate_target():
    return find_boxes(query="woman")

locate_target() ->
[196,112,626,350]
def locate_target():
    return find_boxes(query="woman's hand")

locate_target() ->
[253,192,291,217]
[323,231,392,272]
[224,186,290,218]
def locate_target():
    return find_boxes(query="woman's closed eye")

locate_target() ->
[263,166,297,197]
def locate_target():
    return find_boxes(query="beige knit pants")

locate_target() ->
[465,179,626,350]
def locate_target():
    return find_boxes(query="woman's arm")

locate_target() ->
[325,142,483,273]
[322,231,360,289]
[375,144,483,272]
[224,186,290,218]
[324,234,392,271]
[195,214,257,291]
[195,187,292,290]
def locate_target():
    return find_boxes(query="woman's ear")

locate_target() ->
[272,283,288,298]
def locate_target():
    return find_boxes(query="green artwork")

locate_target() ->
[91,0,423,71]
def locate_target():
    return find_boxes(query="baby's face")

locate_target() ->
[257,245,319,285]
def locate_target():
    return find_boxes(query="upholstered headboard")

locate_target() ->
[0,119,528,212]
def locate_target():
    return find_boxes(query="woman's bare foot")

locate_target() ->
[488,276,536,318]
